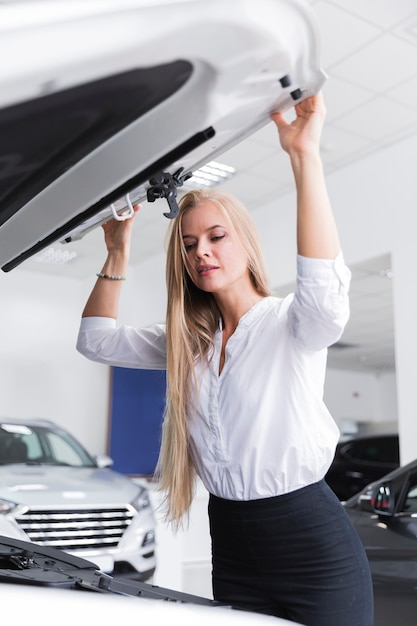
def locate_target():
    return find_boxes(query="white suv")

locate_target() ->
[0,418,156,580]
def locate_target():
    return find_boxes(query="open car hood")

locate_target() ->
[0,0,325,272]
[0,535,304,624]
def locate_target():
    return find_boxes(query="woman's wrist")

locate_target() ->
[101,250,129,277]
[288,145,321,165]
[289,150,323,184]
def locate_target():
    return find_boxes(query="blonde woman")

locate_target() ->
[77,94,373,625]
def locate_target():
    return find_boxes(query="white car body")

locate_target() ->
[2,583,302,625]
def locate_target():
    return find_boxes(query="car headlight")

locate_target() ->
[0,498,18,514]
[131,487,150,513]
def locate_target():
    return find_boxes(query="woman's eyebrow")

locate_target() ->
[182,225,224,239]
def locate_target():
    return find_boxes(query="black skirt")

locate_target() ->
[208,479,374,626]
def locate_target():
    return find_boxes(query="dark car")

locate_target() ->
[344,458,417,626]
[325,434,400,500]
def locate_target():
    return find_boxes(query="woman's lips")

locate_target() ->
[197,265,218,275]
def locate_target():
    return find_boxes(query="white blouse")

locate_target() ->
[77,253,351,500]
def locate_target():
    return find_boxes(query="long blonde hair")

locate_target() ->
[155,189,271,526]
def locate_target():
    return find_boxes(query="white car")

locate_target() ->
[0,418,156,580]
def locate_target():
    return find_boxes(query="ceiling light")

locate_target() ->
[184,161,236,188]
[35,247,77,264]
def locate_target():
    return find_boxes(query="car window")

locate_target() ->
[0,423,95,467]
[45,431,86,466]
[400,475,417,514]
[343,437,399,464]
[0,425,33,463]
[22,431,43,460]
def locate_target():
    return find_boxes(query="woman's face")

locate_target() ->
[181,201,250,296]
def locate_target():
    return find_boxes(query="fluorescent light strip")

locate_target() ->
[185,160,236,188]
[35,247,77,264]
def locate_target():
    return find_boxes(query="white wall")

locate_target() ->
[1,131,417,595]
[324,369,398,436]
[0,269,110,453]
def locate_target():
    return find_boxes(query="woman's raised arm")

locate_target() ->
[82,205,140,319]
[270,93,340,259]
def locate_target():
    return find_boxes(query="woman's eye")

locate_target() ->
[184,243,195,252]
[211,235,225,242]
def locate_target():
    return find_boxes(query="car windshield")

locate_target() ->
[0,423,96,467]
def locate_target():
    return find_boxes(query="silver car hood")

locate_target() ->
[0,464,140,506]
[0,0,325,272]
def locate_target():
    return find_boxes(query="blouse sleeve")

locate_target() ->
[287,251,351,351]
[76,316,167,370]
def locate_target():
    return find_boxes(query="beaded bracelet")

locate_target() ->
[96,272,126,281]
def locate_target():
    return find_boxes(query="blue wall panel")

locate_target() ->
[109,367,166,475]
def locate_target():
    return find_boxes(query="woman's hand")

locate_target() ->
[270,93,340,259]
[102,204,141,255]
[270,92,326,158]
[81,204,141,319]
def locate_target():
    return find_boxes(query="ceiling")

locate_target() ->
[12,0,417,374]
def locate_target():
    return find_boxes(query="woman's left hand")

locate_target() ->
[270,92,326,158]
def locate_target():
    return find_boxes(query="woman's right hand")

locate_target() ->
[81,204,141,319]
[102,204,141,256]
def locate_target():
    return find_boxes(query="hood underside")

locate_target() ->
[0,0,325,272]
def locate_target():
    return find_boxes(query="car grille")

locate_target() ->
[14,505,135,551]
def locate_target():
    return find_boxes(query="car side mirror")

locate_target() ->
[358,492,374,513]
[372,482,395,516]
[95,454,114,468]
